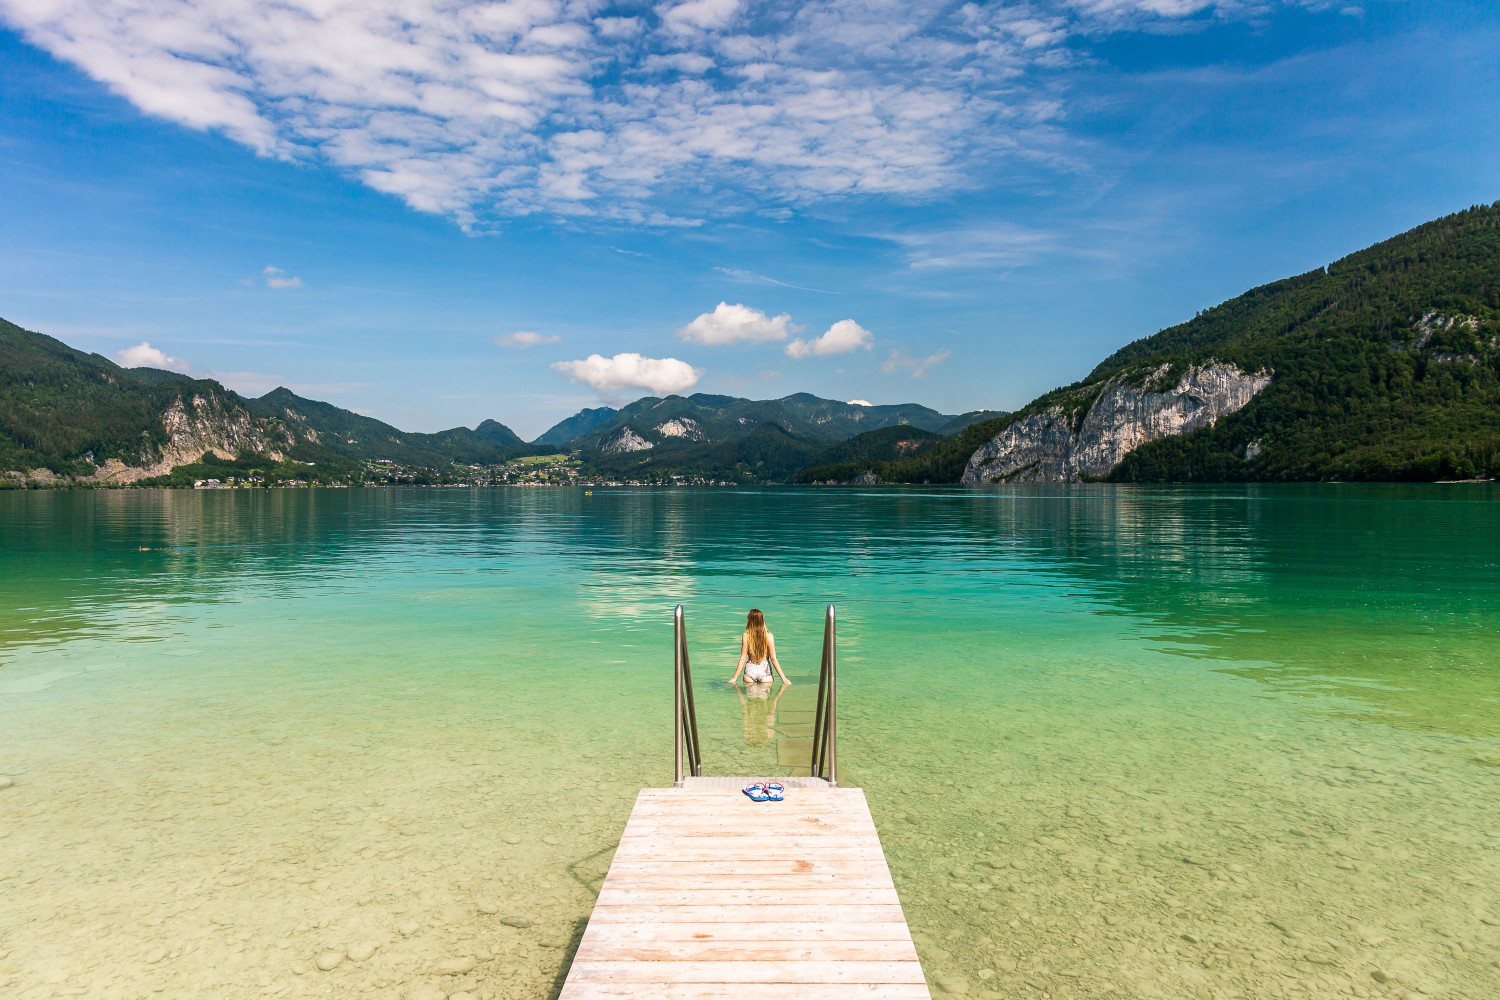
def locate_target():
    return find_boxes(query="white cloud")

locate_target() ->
[495,330,561,349]
[116,341,192,373]
[552,352,703,395]
[679,302,796,345]
[882,347,951,378]
[263,266,303,289]
[885,223,1060,270]
[785,318,873,359]
[848,398,872,406]
[657,0,742,35]
[0,1,1325,226]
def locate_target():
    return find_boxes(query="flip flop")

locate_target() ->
[764,782,785,801]
[742,783,770,802]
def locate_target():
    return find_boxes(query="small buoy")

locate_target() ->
[585,490,593,495]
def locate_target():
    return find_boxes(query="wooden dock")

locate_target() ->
[559,781,930,999]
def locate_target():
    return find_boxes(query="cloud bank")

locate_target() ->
[0,1,1328,226]
[495,330,562,349]
[117,341,192,373]
[679,302,795,345]
[552,352,702,395]
[263,266,303,289]
[882,347,951,377]
[786,318,872,358]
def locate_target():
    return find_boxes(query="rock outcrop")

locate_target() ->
[600,428,654,454]
[654,418,704,440]
[82,395,292,484]
[962,362,1272,483]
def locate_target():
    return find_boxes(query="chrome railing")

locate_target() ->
[809,604,838,786]
[673,604,702,786]
[673,603,837,787]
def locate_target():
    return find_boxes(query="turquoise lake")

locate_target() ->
[1,486,1497,1000]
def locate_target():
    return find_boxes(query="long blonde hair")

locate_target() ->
[744,609,769,661]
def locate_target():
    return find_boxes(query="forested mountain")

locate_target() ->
[8,202,1496,487]
[564,392,954,454]
[840,202,1500,484]
[0,319,533,483]
[533,406,617,446]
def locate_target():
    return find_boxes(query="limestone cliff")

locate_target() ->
[962,363,1271,484]
[86,395,293,484]
[4,393,295,486]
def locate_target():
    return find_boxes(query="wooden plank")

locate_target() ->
[565,961,928,984]
[603,860,892,875]
[579,922,917,944]
[573,942,921,963]
[584,904,912,924]
[561,986,931,999]
[594,887,903,906]
[560,787,929,1000]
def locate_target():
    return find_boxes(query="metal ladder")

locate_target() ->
[672,604,838,787]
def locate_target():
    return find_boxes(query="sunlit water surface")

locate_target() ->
[2,486,1497,1000]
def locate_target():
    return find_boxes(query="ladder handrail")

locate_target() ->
[673,605,702,785]
[810,604,838,786]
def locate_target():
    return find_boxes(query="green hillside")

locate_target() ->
[0,317,229,477]
[533,406,617,446]
[0,318,535,481]
[589,423,824,482]
[862,202,1500,484]
[574,392,954,452]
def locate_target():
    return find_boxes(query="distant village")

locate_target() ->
[193,454,737,489]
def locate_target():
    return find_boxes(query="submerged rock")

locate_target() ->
[348,941,379,962]
[315,951,344,971]
[435,956,477,975]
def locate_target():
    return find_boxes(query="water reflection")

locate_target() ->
[736,681,783,747]
[2,486,1498,1000]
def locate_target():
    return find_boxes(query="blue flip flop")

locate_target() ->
[764,782,785,801]
[743,783,770,802]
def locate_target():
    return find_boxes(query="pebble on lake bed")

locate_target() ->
[500,915,533,928]
[397,920,420,936]
[0,775,12,789]
[936,974,970,994]
[315,951,344,971]
[477,901,500,914]
[436,956,477,975]
[348,941,379,962]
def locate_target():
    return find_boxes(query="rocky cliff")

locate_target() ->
[86,395,293,484]
[962,363,1272,483]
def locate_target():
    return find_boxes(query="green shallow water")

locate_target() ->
[1,486,1497,1000]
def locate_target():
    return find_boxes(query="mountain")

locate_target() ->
[591,422,826,482]
[533,406,617,446]
[936,410,1007,436]
[246,388,525,466]
[0,318,533,484]
[573,392,953,455]
[844,202,1500,485]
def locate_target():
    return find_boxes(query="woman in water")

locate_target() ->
[728,608,792,687]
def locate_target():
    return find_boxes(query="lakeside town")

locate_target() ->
[192,453,738,489]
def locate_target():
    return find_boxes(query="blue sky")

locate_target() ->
[1,0,1496,439]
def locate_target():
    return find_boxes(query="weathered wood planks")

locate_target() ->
[559,786,930,1000]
